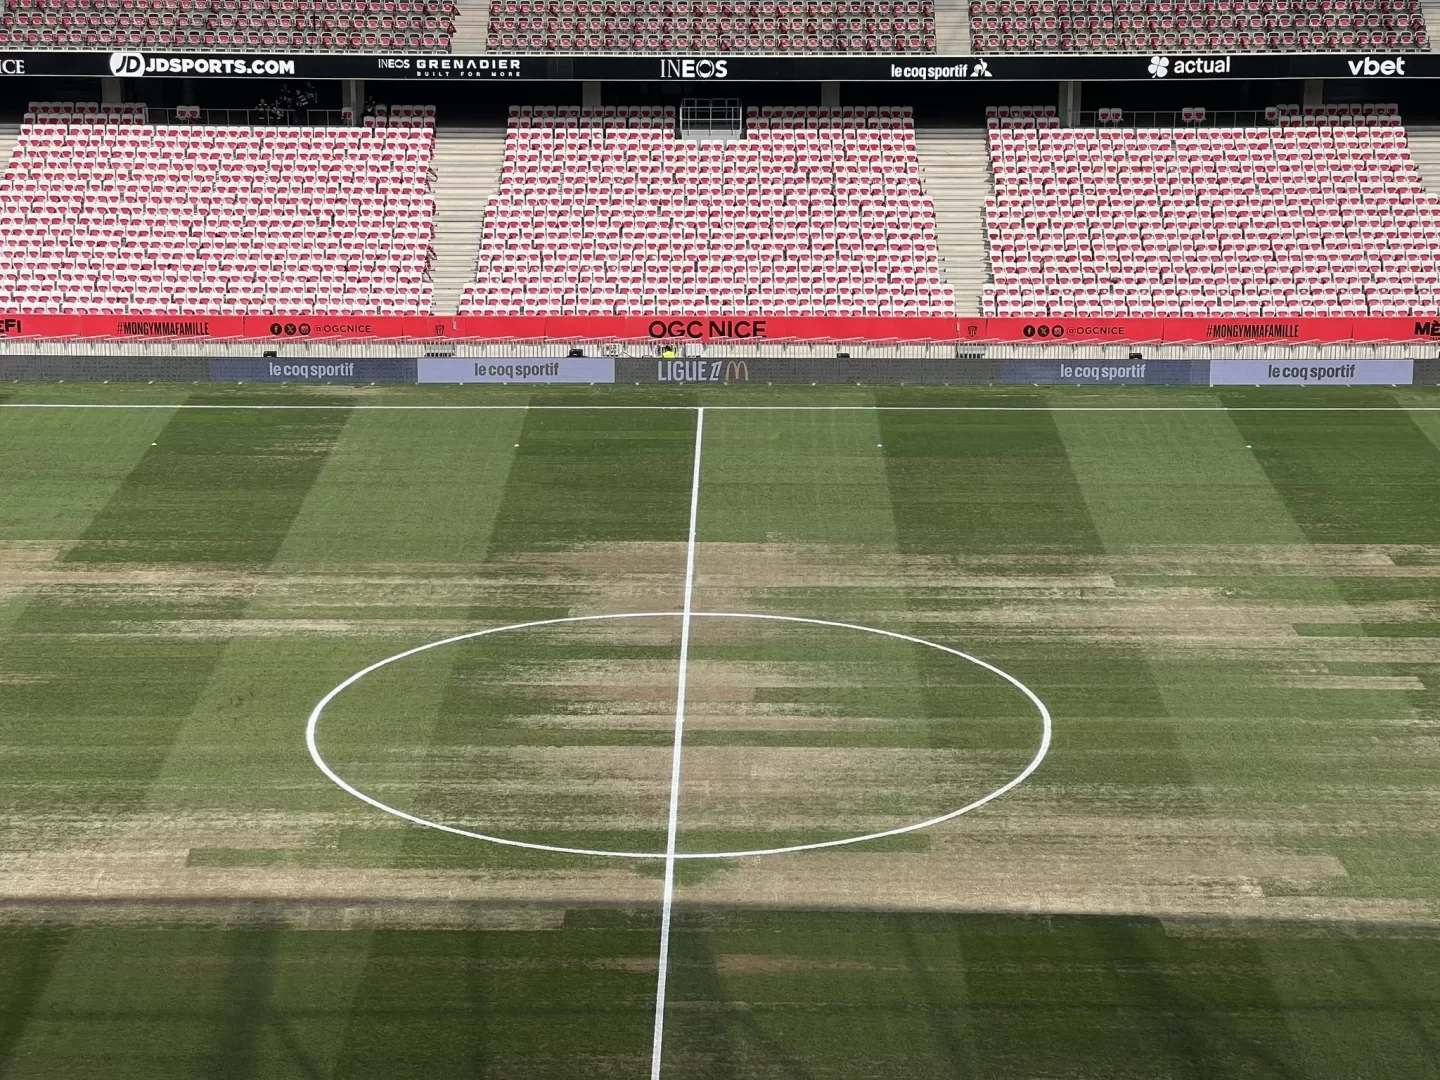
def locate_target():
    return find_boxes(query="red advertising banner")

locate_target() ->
[249,315,457,342]
[1158,318,1358,345]
[0,314,1436,345]
[976,318,1168,344]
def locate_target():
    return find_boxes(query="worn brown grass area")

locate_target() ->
[0,807,663,918]
[676,746,1009,831]
[1276,675,1428,691]
[668,851,1437,923]
[5,538,1437,928]
[0,898,574,931]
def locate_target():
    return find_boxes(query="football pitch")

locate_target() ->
[2,382,1439,1079]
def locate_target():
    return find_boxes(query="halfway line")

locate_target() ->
[651,405,705,1080]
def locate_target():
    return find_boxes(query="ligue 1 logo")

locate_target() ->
[109,51,145,76]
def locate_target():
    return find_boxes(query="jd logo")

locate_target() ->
[109,51,144,76]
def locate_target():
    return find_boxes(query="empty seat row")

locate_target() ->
[487,0,935,48]
[983,106,1440,318]
[972,0,1429,49]
[0,103,437,315]
[461,105,952,316]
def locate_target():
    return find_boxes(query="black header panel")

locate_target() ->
[0,50,1434,81]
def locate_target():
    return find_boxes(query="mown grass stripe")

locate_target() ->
[1224,397,1440,545]
[2,402,354,814]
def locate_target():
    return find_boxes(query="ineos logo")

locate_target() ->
[1022,324,1064,339]
[109,51,145,76]
[269,322,312,337]
[659,59,728,79]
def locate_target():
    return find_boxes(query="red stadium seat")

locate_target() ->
[459,105,954,317]
[981,105,1439,318]
[973,0,1428,52]
[0,104,438,315]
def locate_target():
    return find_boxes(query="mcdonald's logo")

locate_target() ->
[723,360,749,382]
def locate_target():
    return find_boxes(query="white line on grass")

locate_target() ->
[305,611,1051,859]
[651,406,705,1080]
[5,403,1440,416]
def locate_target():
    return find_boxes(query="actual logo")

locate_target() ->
[109,50,144,76]
[1150,54,1230,77]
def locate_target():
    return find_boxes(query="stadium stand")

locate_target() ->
[458,105,954,316]
[969,0,1429,53]
[0,0,457,51]
[0,103,437,314]
[484,0,937,51]
[982,103,1440,318]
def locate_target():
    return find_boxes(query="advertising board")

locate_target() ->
[3,50,1438,81]
[209,358,416,382]
[1001,360,1207,385]
[416,357,616,383]
[1209,360,1415,385]
[2,314,1436,346]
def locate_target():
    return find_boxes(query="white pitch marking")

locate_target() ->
[4,403,1440,413]
[650,406,705,1080]
[305,612,1052,860]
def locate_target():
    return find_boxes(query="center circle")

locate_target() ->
[306,612,1052,860]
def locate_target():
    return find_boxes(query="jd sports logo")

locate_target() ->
[109,50,144,76]
[1347,56,1406,75]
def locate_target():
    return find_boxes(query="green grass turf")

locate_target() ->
[1,384,1439,1078]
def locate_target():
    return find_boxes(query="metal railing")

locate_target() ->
[1078,109,1278,128]
[147,107,349,127]
[679,99,745,142]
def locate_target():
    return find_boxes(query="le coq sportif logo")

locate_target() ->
[1148,55,1170,78]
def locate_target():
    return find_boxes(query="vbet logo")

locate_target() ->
[108,50,296,76]
[1347,56,1406,75]
[1148,54,1231,77]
